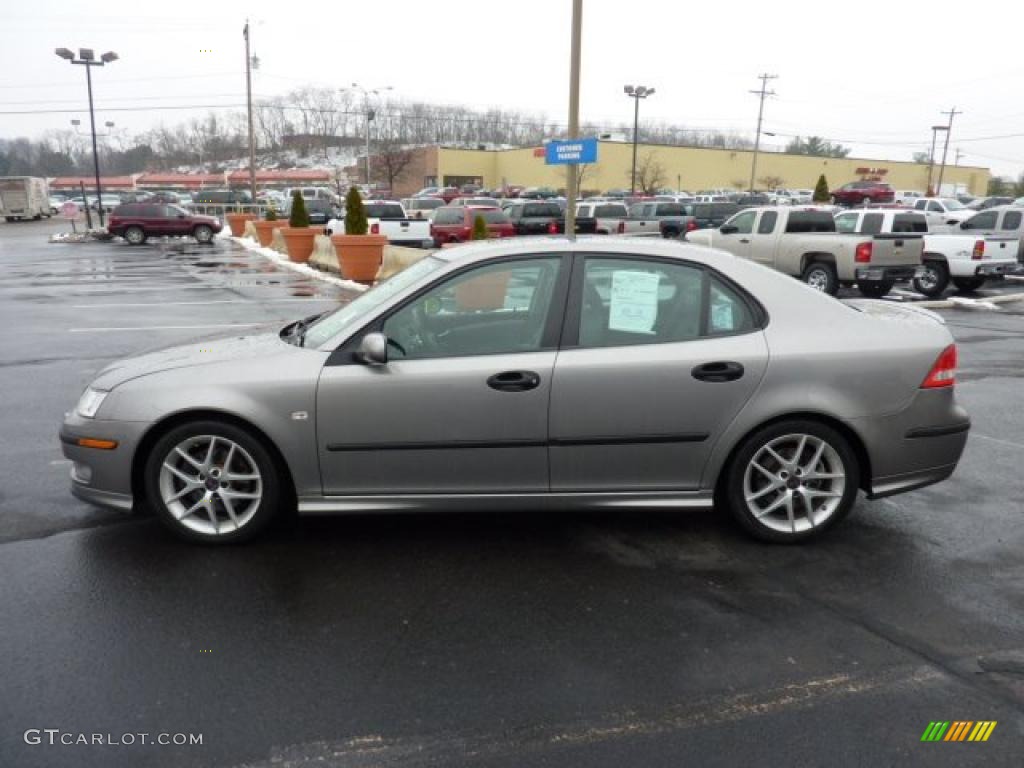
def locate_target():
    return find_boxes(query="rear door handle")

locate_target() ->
[739,238,750,243]
[487,370,541,392]
[691,361,744,383]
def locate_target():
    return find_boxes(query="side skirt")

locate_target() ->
[298,492,715,515]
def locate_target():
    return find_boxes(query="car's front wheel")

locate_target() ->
[144,420,283,543]
[123,226,147,245]
[723,420,860,543]
[193,224,214,244]
[913,260,949,298]
[952,276,985,293]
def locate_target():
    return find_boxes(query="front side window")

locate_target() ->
[928,202,944,213]
[381,257,562,360]
[577,258,756,349]
[726,210,756,234]
[964,211,997,229]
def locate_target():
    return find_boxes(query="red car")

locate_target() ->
[108,203,222,245]
[430,206,514,246]
[830,181,895,206]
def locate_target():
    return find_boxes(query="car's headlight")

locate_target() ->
[76,388,109,419]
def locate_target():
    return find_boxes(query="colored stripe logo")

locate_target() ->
[921,721,997,742]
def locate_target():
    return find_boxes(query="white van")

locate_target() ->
[0,176,50,221]
[286,187,338,205]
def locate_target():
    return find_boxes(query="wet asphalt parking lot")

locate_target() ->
[1,217,1022,767]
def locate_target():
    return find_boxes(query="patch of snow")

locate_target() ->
[229,236,368,293]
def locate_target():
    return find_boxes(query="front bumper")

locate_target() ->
[59,413,150,513]
[855,265,923,282]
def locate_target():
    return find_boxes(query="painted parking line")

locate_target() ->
[971,433,1024,451]
[69,323,263,333]
[71,298,340,308]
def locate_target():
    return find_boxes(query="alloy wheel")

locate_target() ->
[806,268,829,291]
[742,433,846,534]
[158,435,262,536]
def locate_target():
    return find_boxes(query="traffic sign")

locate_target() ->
[60,201,79,219]
[545,138,598,165]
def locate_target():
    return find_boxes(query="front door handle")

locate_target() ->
[739,238,750,243]
[487,370,541,392]
[692,361,744,383]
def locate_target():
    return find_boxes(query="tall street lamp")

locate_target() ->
[55,47,118,227]
[624,85,655,195]
[351,83,393,189]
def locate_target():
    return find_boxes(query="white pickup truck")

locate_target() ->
[686,206,923,298]
[834,209,1019,297]
[326,200,432,247]
[576,201,628,234]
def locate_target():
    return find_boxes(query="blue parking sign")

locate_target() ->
[545,138,598,165]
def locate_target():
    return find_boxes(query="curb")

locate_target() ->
[915,291,1024,309]
[229,235,368,293]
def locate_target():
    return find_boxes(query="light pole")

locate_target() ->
[624,85,654,195]
[748,73,777,193]
[351,83,392,189]
[55,47,118,227]
[243,21,257,205]
[926,125,947,196]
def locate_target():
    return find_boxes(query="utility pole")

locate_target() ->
[926,125,945,195]
[954,148,964,166]
[244,21,257,205]
[748,73,777,194]
[565,0,582,240]
[936,107,961,194]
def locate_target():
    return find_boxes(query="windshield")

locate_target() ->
[300,257,446,349]
[941,199,965,210]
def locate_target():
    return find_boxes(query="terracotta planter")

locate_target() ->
[225,212,257,237]
[252,220,279,247]
[455,270,510,310]
[331,234,387,282]
[280,227,318,263]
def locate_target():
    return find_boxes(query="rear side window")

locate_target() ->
[757,211,778,234]
[834,214,858,234]
[595,204,627,217]
[524,203,561,217]
[892,214,928,233]
[654,203,685,216]
[479,210,509,224]
[914,200,927,210]
[365,204,405,219]
[434,208,462,225]
[785,212,836,233]
[1001,211,1022,230]
[861,213,884,235]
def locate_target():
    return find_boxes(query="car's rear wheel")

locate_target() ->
[829,195,838,205]
[662,227,679,239]
[801,262,839,295]
[724,421,859,543]
[857,280,894,298]
[144,420,282,544]
[193,224,214,244]
[862,196,871,206]
[913,260,949,298]
[952,276,985,292]
[123,226,146,245]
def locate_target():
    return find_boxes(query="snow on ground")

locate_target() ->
[229,236,368,293]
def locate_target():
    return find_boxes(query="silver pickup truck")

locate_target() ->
[686,207,923,298]
[618,201,693,236]
[834,208,1018,297]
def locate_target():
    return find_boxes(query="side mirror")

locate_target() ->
[356,332,388,366]
[959,221,969,230]
[720,225,738,235]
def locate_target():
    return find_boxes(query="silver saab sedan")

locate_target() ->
[60,237,969,544]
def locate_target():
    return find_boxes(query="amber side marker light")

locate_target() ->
[78,438,118,450]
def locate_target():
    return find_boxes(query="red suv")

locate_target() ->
[430,206,515,246]
[108,203,222,245]
[830,181,895,206]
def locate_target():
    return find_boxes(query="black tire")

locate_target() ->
[858,280,894,299]
[912,260,949,298]
[801,261,839,295]
[4,217,14,223]
[662,227,679,239]
[861,196,871,206]
[193,224,214,244]
[829,195,838,205]
[723,419,860,543]
[143,419,283,544]
[952,276,985,293]
[123,226,147,245]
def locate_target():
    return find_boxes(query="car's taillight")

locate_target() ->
[370,222,379,235]
[855,242,873,263]
[617,220,625,234]
[547,221,559,234]
[686,220,698,232]
[921,344,957,389]
[972,240,984,260]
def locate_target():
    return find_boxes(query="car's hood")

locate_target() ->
[91,328,286,391]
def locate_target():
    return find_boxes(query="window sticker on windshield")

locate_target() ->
[710,299,735,332]
[608,270,660,333]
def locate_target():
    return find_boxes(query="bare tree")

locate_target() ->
[757,175,785,190]
[630,153,666,195]
[371,137,416,194]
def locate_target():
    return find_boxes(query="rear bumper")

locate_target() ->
[974,261,1017,276]
[848,388,969,499]
[855,265,923,282]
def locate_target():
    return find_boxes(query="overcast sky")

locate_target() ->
[4,0,1024,177]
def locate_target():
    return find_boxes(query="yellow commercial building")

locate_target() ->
[430,141,989,197]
